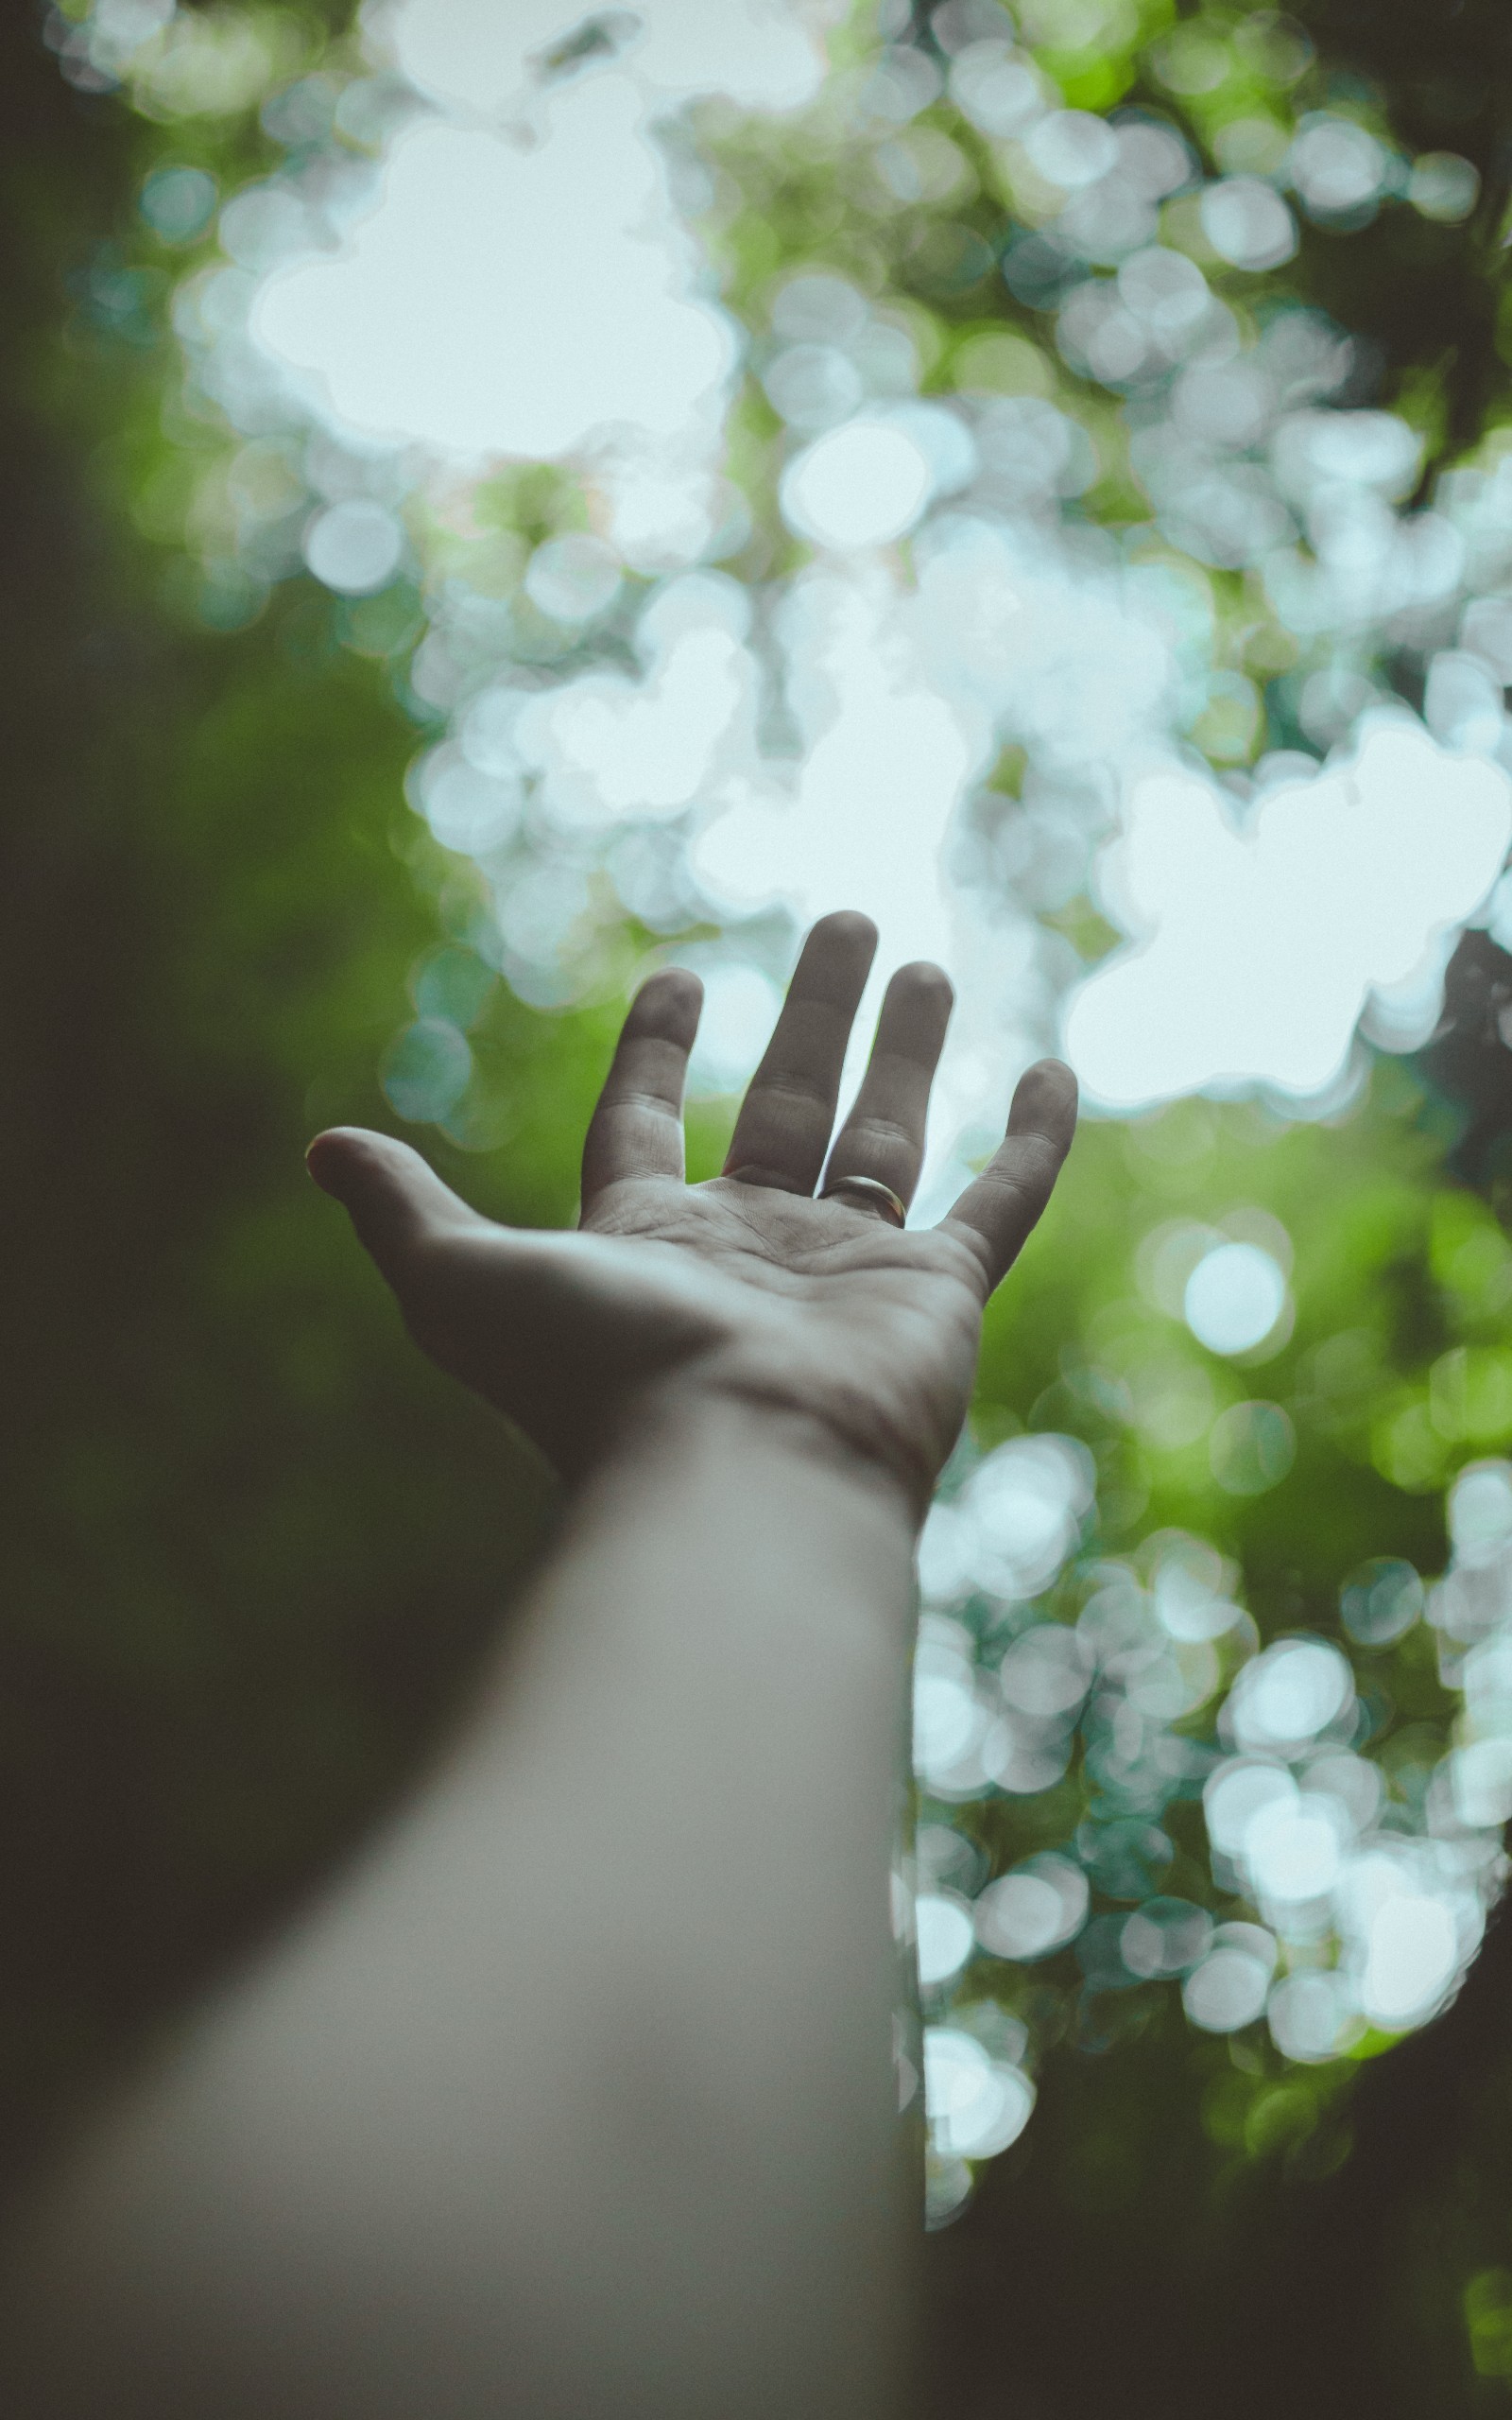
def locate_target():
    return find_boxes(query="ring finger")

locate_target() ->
[819,960,954,1219]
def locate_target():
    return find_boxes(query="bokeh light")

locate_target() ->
[54,0,1512,2238]
[1183,1240,1287,1356]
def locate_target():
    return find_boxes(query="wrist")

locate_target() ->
[602,1371,926,1530]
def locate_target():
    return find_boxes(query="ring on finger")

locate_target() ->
[820,1172,908,1228]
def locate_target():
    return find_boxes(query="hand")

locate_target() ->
[307,912,1076,1513]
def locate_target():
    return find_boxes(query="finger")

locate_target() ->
[821,961,954,1215]
[580,968,703,1204]
[936,1060,1078,1296]
[306,1127,487,1291]
[722,910,878,1193]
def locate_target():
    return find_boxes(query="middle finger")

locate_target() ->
[722,911,878,1193]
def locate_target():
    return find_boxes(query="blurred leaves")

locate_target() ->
[15,3,1512,2415]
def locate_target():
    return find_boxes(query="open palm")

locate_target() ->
[308,913,1077,1512]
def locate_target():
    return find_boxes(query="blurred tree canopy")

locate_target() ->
[0,0,569,2172]
[9,4,1512,2417]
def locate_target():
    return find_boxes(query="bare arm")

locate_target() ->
[0,914,1075,2420]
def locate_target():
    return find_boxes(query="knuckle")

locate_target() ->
[745,1072,835,1118]
[842,1113,918,1152]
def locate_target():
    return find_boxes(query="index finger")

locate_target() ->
[580,968,703,1205]
[936,1060,1077,1296]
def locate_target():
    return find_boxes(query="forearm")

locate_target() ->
[0,1392,919,2420]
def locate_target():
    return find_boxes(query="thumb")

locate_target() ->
[306,1127,485,1289]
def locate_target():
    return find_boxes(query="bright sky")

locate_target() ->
[255,0,830,453]
[368,0,831,117]
[119,0,1512,2112]
[240,0,1512,1126]
[252,83,736,464]
[1066,718,1512,1106]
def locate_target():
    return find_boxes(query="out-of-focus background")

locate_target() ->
[9,0,1512,2411]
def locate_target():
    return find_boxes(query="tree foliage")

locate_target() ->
[9,4,1512,2414]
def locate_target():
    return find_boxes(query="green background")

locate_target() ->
[9,5,1512,2413]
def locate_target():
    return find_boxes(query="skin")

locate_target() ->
[0,911,1075,2420]
[320,910,1077,1511]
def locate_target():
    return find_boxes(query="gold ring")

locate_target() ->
[820,1173,908,1228]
